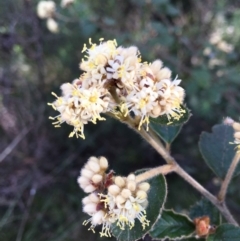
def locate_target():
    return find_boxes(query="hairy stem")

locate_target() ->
[176,165,238,226]
[218,152,240,202]
[136,164,177,183]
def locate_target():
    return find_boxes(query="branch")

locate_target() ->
[218,152,240,202]
[0,127,30,163]
[135,164,176,183]
[125,119,239,226]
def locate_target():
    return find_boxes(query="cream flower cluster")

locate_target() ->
[37,1,59,33]
[233,122,240,152]
[49,39,185,138]
[78,156,150,237]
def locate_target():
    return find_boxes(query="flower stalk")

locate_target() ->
[135,164,177,183]
[218,152,240,202]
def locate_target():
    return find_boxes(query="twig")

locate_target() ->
[135,164,176,183]
[125,119,239,225]
[16,185,37,241]
[218,152,240,202]
[176,164,238,226]
[0,127,30,163]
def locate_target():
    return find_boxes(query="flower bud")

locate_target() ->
[88,160,100,173]
[88,156,99,163]
[151,105,162,117]
[77,176,88,186]
[89,193,99,203]
[99,156,108,170]
[92,174,103,184]
[84,185,96,193]
[81,169,94,179]
[151,60,163,75]
[82,196,91,205]
[115,176,125,187]
[127,181,136,192]
[157,67,171,80]
[121,189,132,199]
[233,122,240,132]
[127,174,136,181]
[234,132,240,140]
[136,190,147,199]
[83,203,97,214]
[92,210,105,225]
[138,182,150,192]
[108,185,121,196]
[116,195,126,205]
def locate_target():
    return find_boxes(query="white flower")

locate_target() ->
[61,0,74,8]
[80,39,118,72]
[101,174,150,232]
[126,87,158,130]
[37,1,56,19]
[77,156,109,193]
[49,83,112,138]
[49,39,186,136]
[46,18,59,33]
[106,46,141,90]
[79,158,151,237]
[153,78,185,121]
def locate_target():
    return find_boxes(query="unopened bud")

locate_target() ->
[92,174,103,184]
[115,176,125,187]
[84,185,96,193]
[89,193,99,203]
[108,185,121,196]
[233,122,240,132]
[88,160,100,173]
[121,189,132,199]
[92,210,105,225]
[83,203,97,214]
[82,196,91,205]
[77,176,89,186]
[157,67,171,80]
[136,190,147,199]
[127,181,136,192]
[81,169,94,179]
[151,105,162,117]
[127,174,136,181]
[234,132,240,140]
[116,195,126,205]
[99,156,108,170]
[138,182,150,192]
[88,156,99,163]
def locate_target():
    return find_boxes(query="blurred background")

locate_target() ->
[1,0,240,240]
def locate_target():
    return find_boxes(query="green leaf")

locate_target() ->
[207,224,240,241]
[189,198,221,225]
[149,209,195,240]
[199,124,240,179]
[150,122,182,143]
[150,105,191,126]
[111,173,167,241]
